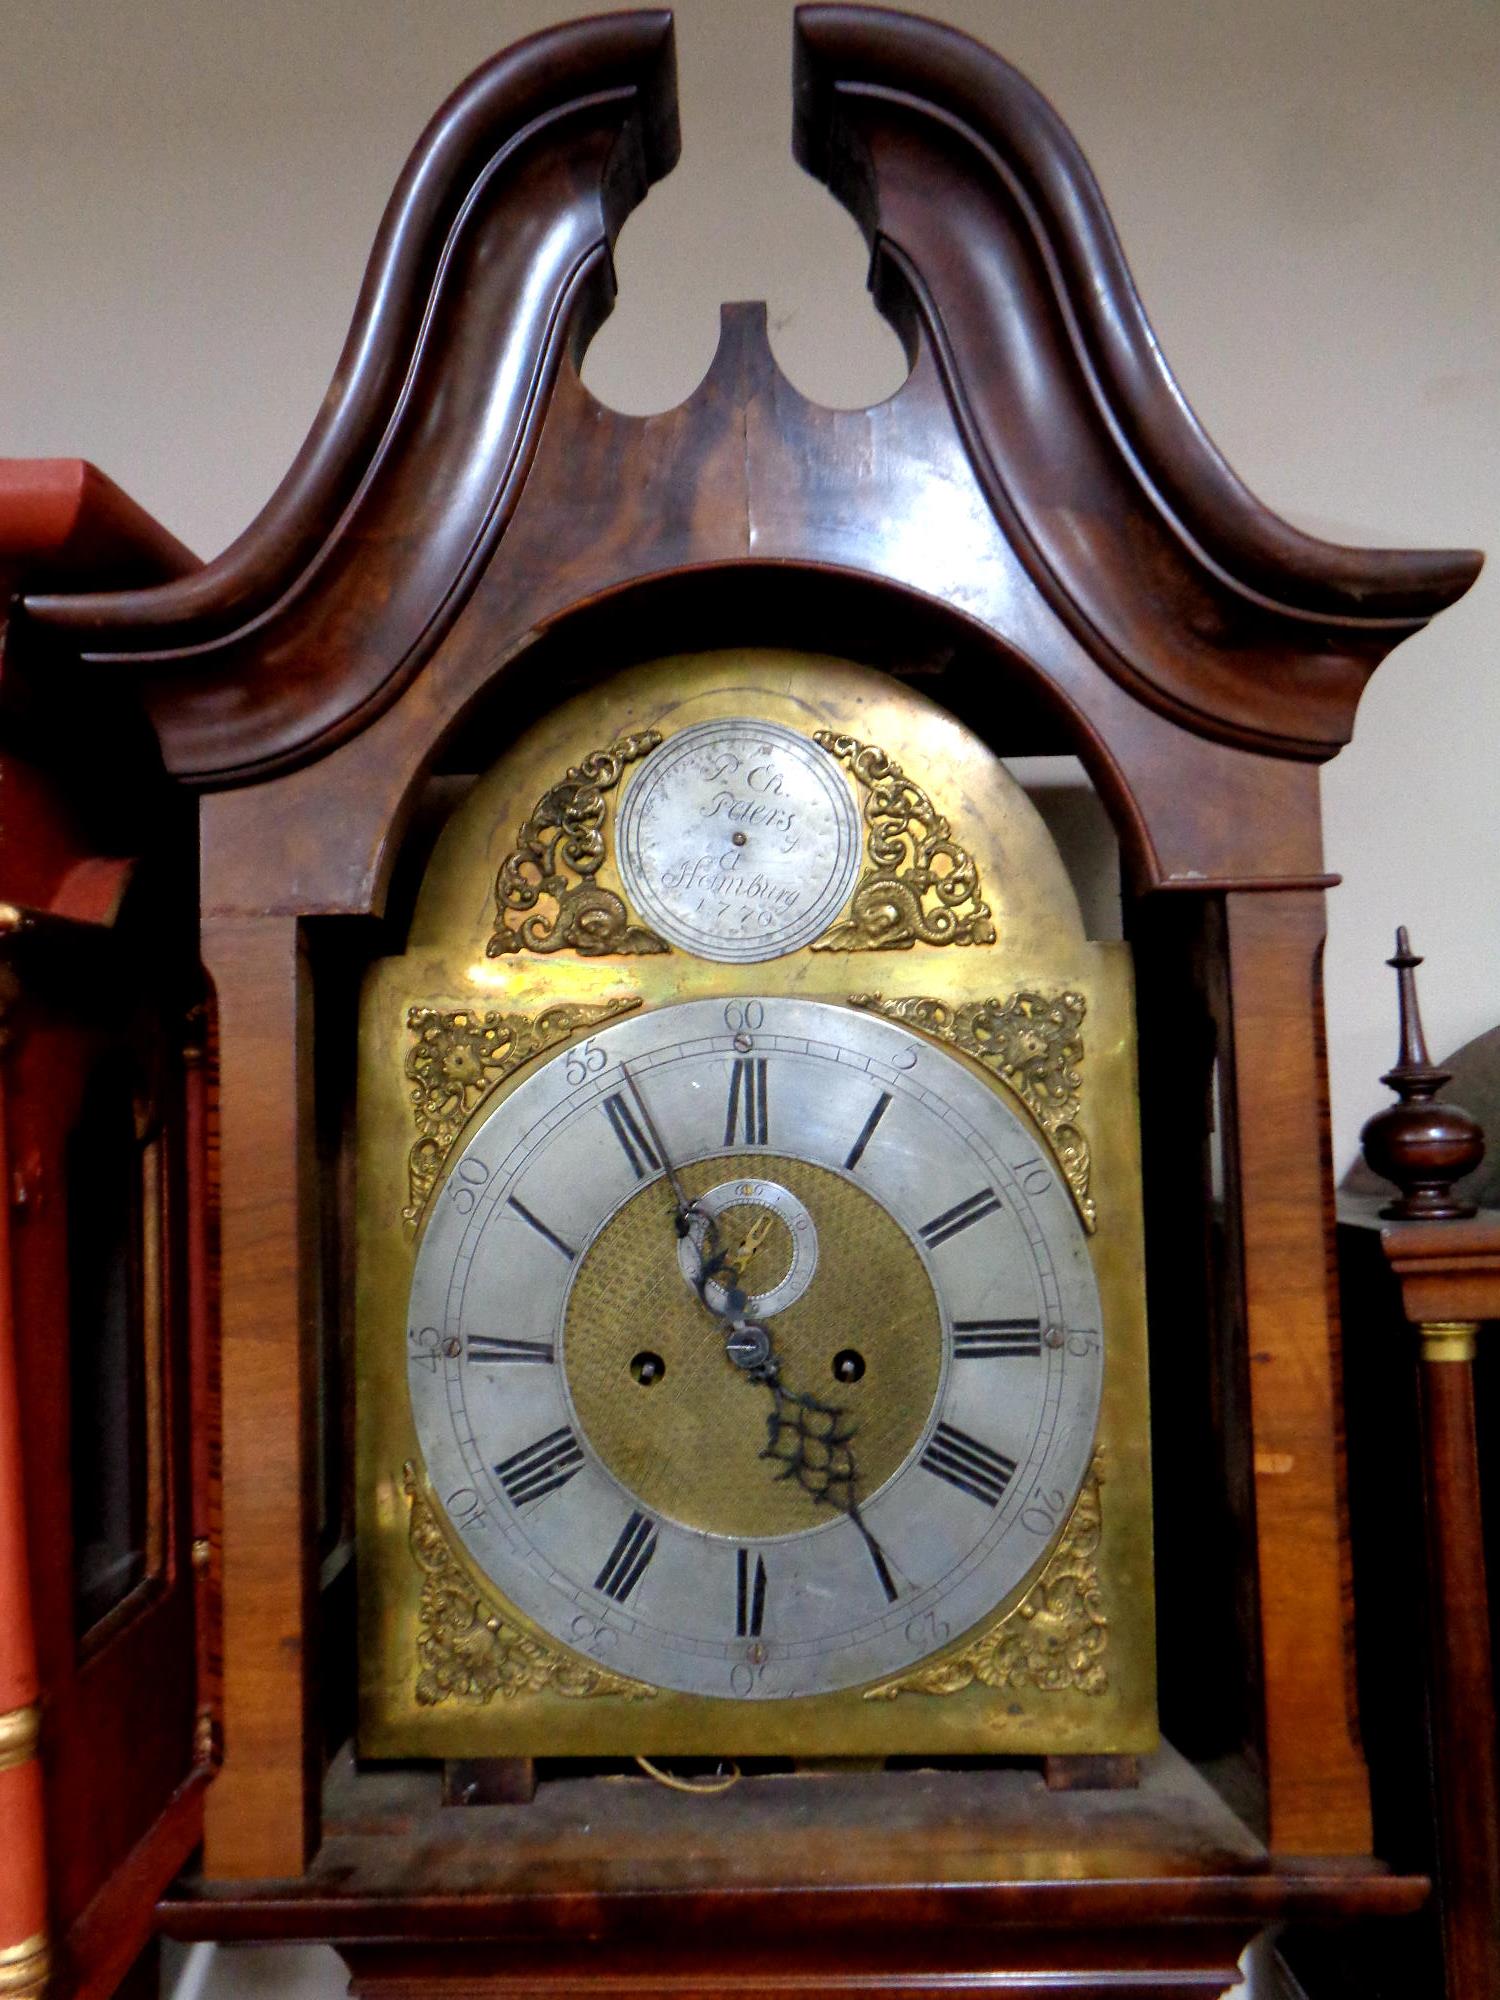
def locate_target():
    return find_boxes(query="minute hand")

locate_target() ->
[617,1060,696,1238]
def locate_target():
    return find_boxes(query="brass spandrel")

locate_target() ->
[486,732,667,959]
[864,1463,1107,1701]
[403,996,639,1228]
[406,1470,655,1706]
[851,990,1096,1230]
[810,732,996,951]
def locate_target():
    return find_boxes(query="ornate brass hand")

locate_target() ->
[616,1061,895,1583]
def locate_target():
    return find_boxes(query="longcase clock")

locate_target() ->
[0,9,1481,1998]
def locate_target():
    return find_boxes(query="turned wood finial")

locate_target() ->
[1360,927,1485,1219]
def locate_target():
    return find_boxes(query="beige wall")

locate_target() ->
[4,4,1494,1992]
[5,0,1496,1171]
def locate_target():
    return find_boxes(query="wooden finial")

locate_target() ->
[1360,928,1484,1220]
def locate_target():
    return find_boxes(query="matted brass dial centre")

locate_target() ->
[562,1153,944,1539]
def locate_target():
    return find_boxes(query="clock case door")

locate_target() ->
[0,467,213,2000]
[355,649,1156,1761]
[7,1,1479,1982]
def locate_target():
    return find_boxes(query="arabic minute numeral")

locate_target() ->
[564,1039,608,1086]
[904,1606,951,1648]
[1020,1485,1069,1536]
[448,1156,489,1215]
[445,1485,486,1530]
[408,1325,442,1374]
[730,1659,766,1697]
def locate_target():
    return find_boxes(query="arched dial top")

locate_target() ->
[407,996,1103,1700]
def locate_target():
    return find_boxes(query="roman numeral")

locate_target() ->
[494,1427,584,1507]
[843,1090,893,1171]
[952,1319,1042,1359]
[507,1195,576,1260]
[920,1423,1017,1507]
[468,1335,555,1364]
[919,1188,1002,1249]
[595,1510,659,1603]
[602,1091,661,1179]
[736,1549,767,1637]
[725,1057,769,1145]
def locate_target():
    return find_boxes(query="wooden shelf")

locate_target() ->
[158,1744,1423,1946]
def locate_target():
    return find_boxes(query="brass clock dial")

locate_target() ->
[406,995,1103,1701]
[359,648,1156,1760]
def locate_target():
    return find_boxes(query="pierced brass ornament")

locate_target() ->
[406,1471,655,1706]
[403,996,639,1227]
[487,732,669,958]
[864,1464,1106,1700]
[851,990,1095,1229]
[810,733,995,951]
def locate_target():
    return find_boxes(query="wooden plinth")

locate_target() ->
[159,1745,1421,1995]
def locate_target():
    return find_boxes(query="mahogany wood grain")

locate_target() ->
[1382,1216,1500,1325]
[159,1747,1424,1998]
[1415,1350,1500,1999]
[197,916,319,1878]
[1220,892,1369,1853]
[1335,1206,1500,2000]
[333,1935,1251,1998]
[181,311,1347,936]
[1378,1212,1500,2000]
[21,18,1475,785]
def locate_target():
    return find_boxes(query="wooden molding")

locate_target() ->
[791,4,1482,759]
[21,11,678,788]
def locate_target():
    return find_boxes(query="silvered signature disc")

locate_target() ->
[615,720,862,961]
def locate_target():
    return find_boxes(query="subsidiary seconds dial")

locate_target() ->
[407,997,1103,1700]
